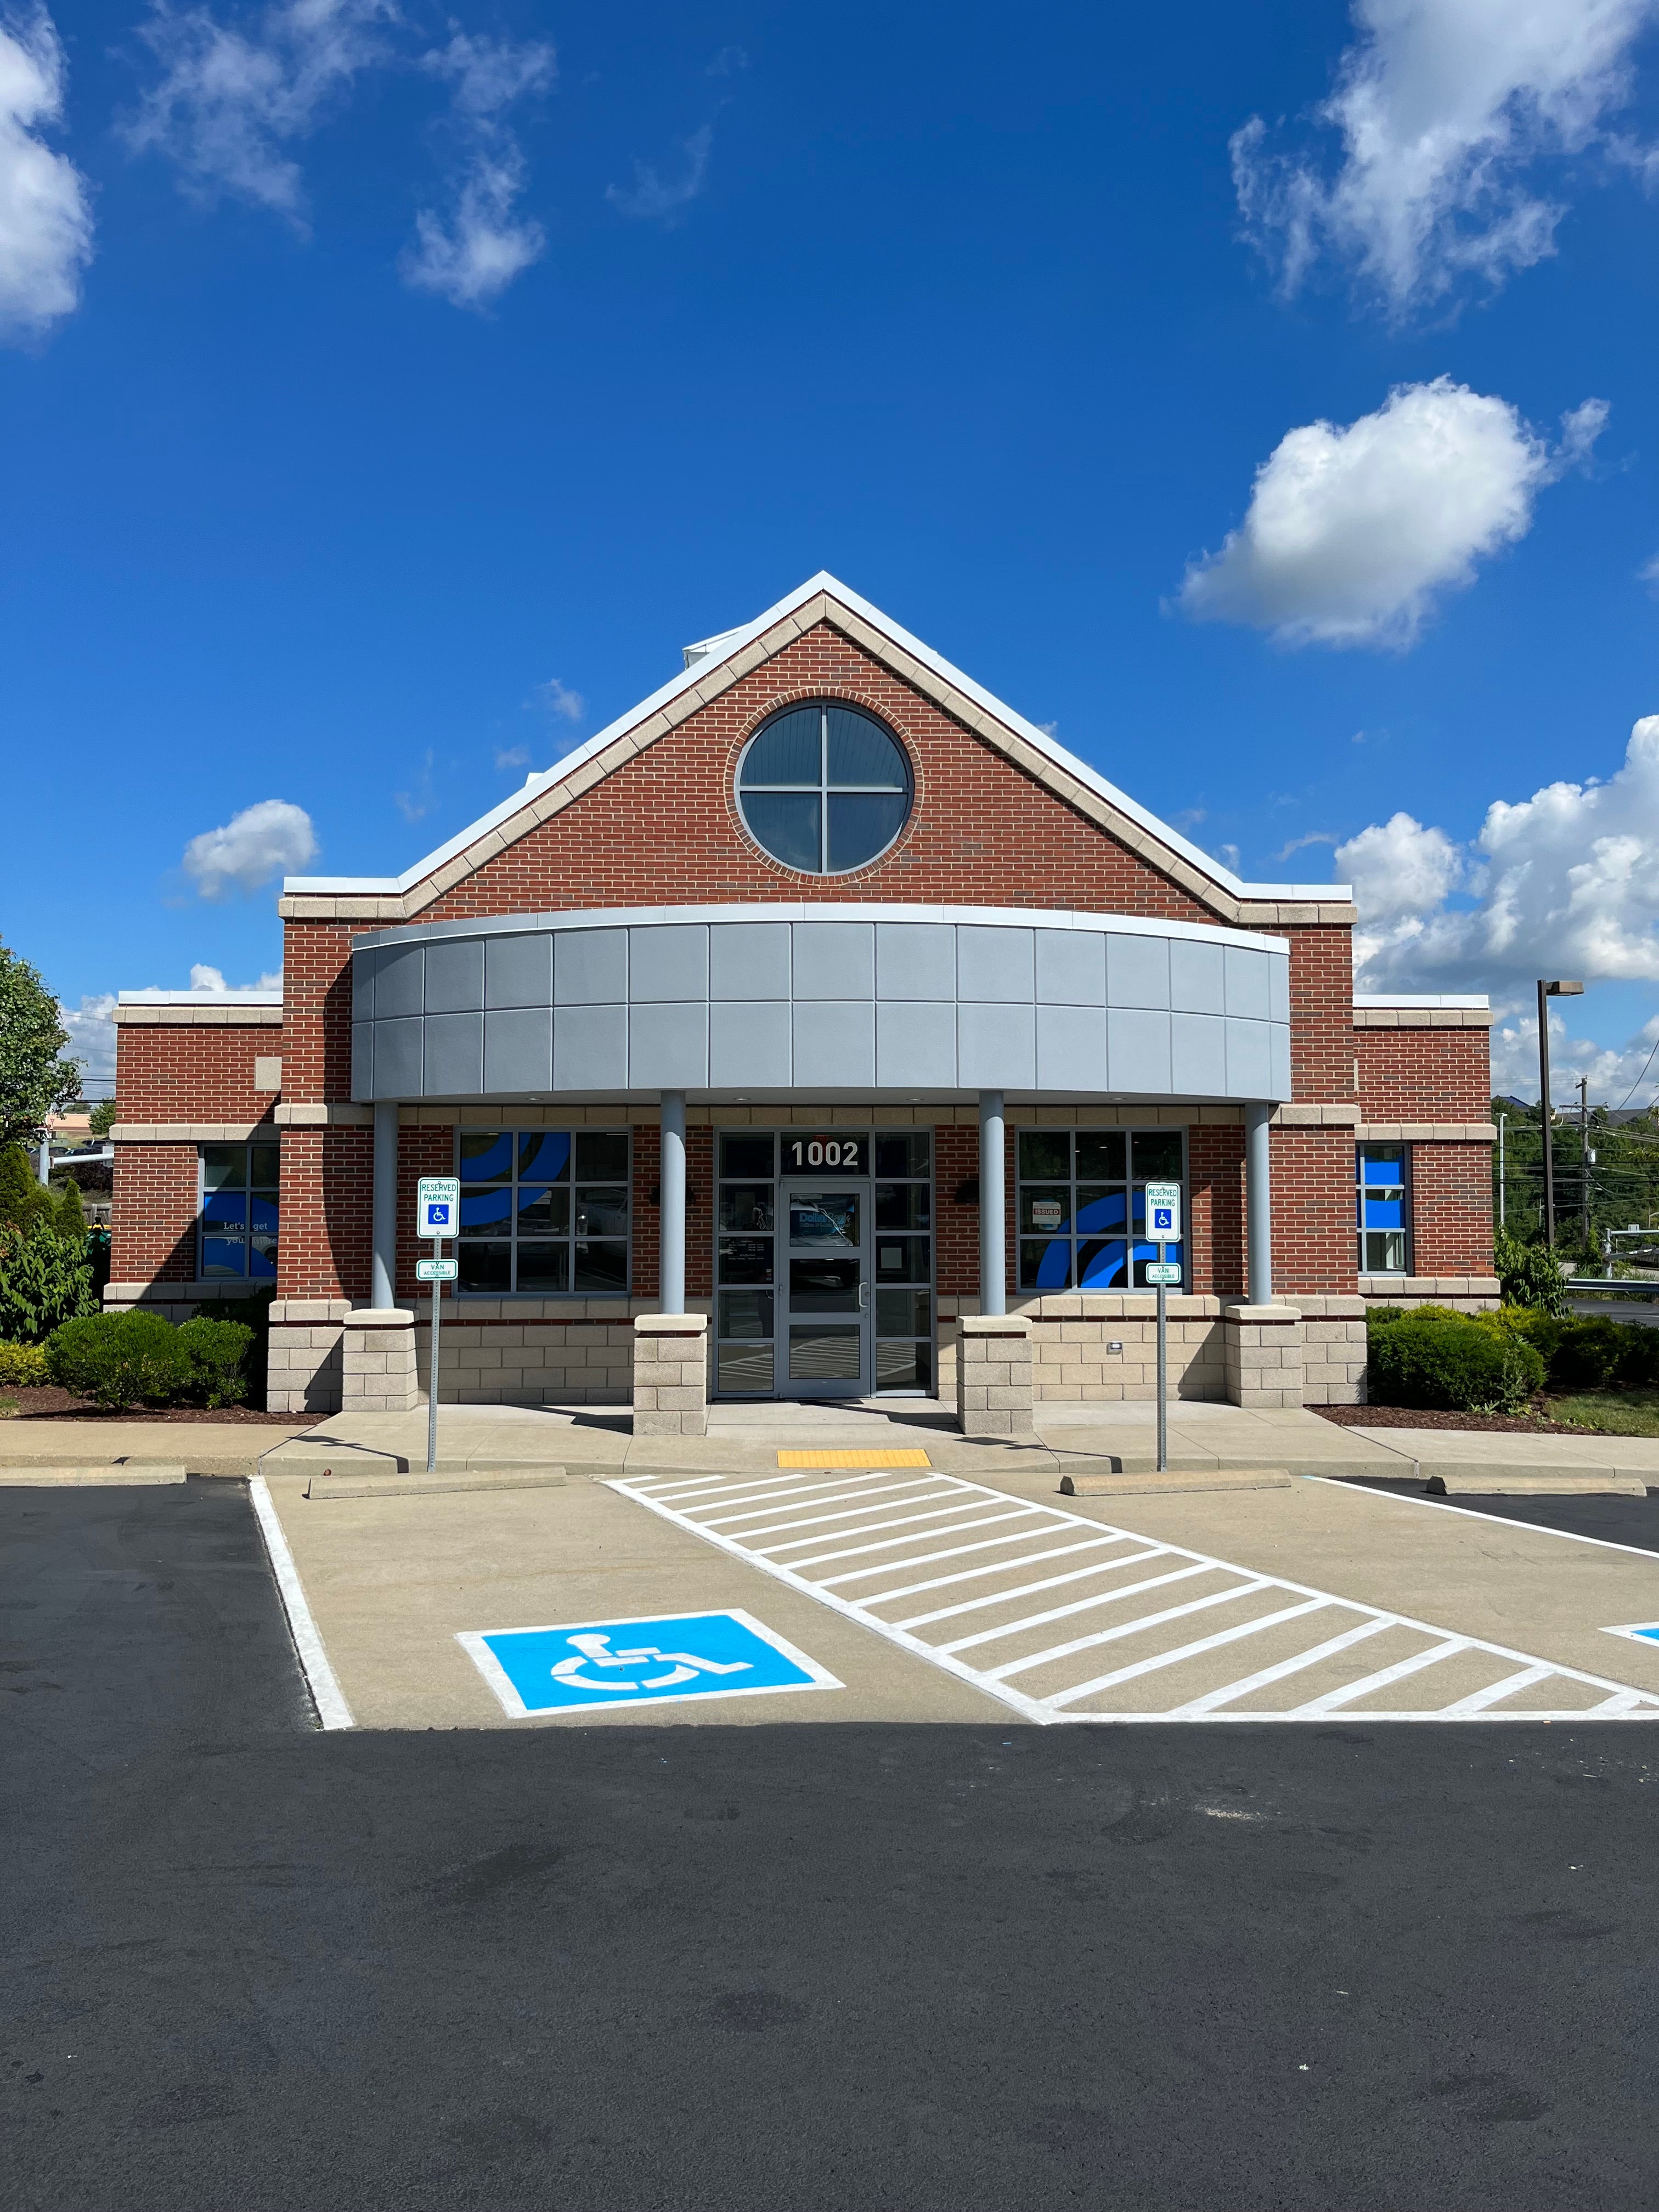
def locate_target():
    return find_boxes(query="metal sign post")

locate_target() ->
[416,1176,460,1477]
[1144,1182,1182,1476]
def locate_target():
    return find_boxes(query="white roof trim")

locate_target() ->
[117,990,284,1007]
[283,572,1352,905]
[1353,994,1490,1009]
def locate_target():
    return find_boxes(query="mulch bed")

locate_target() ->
[1311,1402,1594,1436]
[0,1386,306,1424]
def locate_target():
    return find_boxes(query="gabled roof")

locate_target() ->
[280,573,1357,928]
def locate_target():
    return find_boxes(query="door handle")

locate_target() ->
[859,1281,869,1310]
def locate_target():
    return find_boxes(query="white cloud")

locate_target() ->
[607,123,712,223]
[494,743,529,772]
[1340,714,1659,1005]
[126,0,391,222]
[182,798,317,898]
[1232,0,1659,316]
[402,30,552,309]
[402,150,543,306]
[0,6,93,341]
[533,676,583,721]
[60,992,117,1091]
[1179,378,1605,650]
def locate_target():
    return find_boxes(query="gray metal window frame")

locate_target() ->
[1014,1125,1190,1294]
[735,702,913,875]
[452,1126,632,1299]
[713,1128,935,1396]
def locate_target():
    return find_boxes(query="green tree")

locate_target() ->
[88,1099,117,1137]
[0,1218,98,1342]
[0,1143,47,1233]
[55,1178,86,1240]
[0,939,78,1149]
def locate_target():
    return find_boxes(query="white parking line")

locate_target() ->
[611,1465,1659,1726]
[249,1475,354,1731]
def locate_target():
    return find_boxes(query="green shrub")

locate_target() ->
[46,1312,193,1409]
[1545,1318,1627,1392]
[1614,1327,1659,1389]
[176,1317,254,1408]
[1493,1229,1570,1317]
[1367,1305,1407,1333]
[0,1341,49,1386]
[0,1217,98,1344]
[1370,1307,1545,1414]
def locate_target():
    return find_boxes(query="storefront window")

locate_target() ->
[199,1142,280,1279]
[1357,1147,1408,1274]
[1016,1128,1186,1292]
[456,1129,629,1295]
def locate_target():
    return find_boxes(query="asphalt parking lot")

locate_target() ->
[7,1479,1659,2212]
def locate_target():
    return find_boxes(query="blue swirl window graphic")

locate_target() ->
[1017,1128,1185,1294]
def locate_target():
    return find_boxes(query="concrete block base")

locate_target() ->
[634,1313,709,1436]
[957,1313,1034,1437]
[1222,1304,1305,1410]
[341,1308,420,1415]
[267,1299,351,1414]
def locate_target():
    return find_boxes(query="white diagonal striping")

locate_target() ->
[611,1466,1659,1725]
[1167,1615,1395,1717]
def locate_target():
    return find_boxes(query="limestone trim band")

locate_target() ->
[110,1122,278,1143]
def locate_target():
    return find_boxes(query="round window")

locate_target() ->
[736,703,912,874]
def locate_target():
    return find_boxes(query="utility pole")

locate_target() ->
[1537,979,1584,1248]
[1578,1075,1590,1254]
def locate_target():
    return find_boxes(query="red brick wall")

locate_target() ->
[115,1020,280,1126]
[1189,1125,1246,1297]
[1272,1129,1358,1294]
[934,1125,979,1296]
[278,1128,373,1301]
[416,624,1228,925]
[1356,1025,1492,1122]
[110,1144,200,1285]
[1290,929,1357,1107]
[1409,1142,1494,1276]
[280,923,354,1108]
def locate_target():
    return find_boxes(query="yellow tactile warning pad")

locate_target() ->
[776,1448,932,1469]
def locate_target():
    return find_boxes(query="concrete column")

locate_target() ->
[1246,1103,1273,1306]
[659,1091,686,1316]
[371,1100,399,1312]
[978,1090,1006,1317]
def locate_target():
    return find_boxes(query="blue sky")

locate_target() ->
[5,0,1659,1101]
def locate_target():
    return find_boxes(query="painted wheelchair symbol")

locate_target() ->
[549,1630,754,1694]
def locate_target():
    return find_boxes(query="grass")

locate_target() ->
[0,1394,15,1419]
[1547,1389,1659,1438]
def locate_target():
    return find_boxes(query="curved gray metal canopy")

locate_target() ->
[349,903,1293,1105]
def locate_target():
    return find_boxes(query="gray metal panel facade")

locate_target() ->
[348,907,1293,1103]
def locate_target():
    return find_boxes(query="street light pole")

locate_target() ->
[1537,979,1584,1250]
[1497,1113,1506,1232]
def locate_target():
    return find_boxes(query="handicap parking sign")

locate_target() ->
[457,1609,842,1718]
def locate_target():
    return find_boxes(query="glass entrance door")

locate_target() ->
[781,1182,869,1397]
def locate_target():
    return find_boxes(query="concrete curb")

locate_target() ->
[0,1465,188,1486]
[302,1470,568,1501]
[1426,1470,1650,1498]
[1060,1468,1293,1498]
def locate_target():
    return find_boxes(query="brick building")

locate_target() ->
[108,575,1496,1425]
